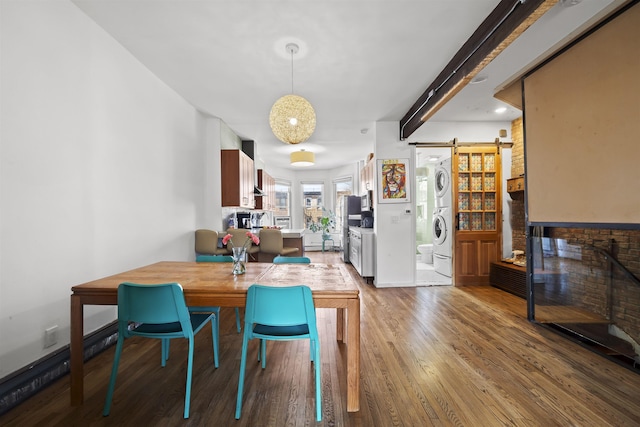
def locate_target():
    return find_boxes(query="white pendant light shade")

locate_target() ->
[290,149,315,167]
[269,94,316,144]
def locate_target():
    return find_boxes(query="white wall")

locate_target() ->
[0,1,203,377]
[373,122,416,287]
[501,149,513,258]
[408,120,512,143]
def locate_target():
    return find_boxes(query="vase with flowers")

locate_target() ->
[222,231,260,275]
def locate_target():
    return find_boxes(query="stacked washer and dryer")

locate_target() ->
[433,158,453,277]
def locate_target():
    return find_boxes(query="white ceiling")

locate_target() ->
[71,0,626,170]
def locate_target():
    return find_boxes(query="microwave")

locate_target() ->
[361,190,372,211]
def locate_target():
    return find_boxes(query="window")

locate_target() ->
[274,181,291,217]
[333,177,353,231]
[302,182,324,229]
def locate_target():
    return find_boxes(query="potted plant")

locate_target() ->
[309,209,336,239]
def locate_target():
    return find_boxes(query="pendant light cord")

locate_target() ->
[285,43,300,95]
[290,47,295,94]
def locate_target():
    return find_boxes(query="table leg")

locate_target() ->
[70,295,84,405]
[336,307,345,342]
[346,298,360,412]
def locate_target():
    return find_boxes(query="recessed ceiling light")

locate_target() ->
[494,107,507,114]
[560,0,582,7]
[360,128,368,134]
[470,76,488,84]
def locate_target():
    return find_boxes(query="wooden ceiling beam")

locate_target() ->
[399,0,557,140]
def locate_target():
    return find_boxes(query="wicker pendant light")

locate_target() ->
[269,43,316,144]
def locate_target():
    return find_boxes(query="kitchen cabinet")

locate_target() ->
[256,169,276,211]
[349,227,374,278]
[221,149,254,208]
[360,156,375,196]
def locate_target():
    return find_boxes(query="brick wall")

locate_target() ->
[546,227,640,347]
[510,117,524,177]
[510,117,526,252]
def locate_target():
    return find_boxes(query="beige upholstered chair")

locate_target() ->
[225,228,260,259]
[258,229,298,257]
[195,229,231,256]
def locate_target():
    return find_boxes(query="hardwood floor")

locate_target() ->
[2,251,639,426]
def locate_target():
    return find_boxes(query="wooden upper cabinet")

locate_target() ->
[360,158,375,195]
[221,149,254,208]
[256,169,276,211]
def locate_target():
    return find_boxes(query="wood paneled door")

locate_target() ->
[454,146,502,286]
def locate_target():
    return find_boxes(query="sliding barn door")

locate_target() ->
[454,147,502,286]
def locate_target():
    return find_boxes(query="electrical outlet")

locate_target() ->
[44,325,58,348]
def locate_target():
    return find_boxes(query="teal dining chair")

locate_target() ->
[195,255,242,333]
[195,254,233,262]
[272,255,311,264]
[235,284,321,421]
[103,282,218,419]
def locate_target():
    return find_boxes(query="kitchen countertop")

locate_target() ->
[222,228,305,238]
[280,228,305,238]
[349,226,374,234]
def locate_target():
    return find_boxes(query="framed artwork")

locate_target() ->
[377,158,410,203]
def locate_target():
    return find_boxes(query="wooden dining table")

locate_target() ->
[70,261,361,412]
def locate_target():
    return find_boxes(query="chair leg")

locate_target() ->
[235,334,251,419]
[260,339,267,369]
[183,338,195,419]
[210,316,219,368]
[162,338,170,366]
[314,338,322,421]
[103,336,125,416]
[256,339,268,366]
[235,307,241,333]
